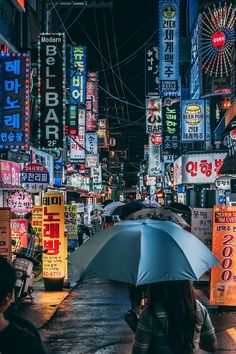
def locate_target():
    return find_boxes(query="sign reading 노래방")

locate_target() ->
[42,192,65,282]
[38,33,66,149]
[210,206,236,306]
[0,53,30,150]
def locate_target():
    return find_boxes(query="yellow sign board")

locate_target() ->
[42,192,65,280]
[210,206,236,305]
[65,205,78,240]
[32,206,43,246]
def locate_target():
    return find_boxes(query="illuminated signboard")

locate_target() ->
[38,33,66,149]
[190,15,201,99]
[70,46,86,104]
[201,3,235,96]
[0,53,30,150]
[66,104,79,136]
[97,118,108,148]
[146,97,162,134]
[159,0,180,96]
[145,44,159,96]
[86,72,98,132]
[181,100,205,141]
[10,0,25,11]
[85,132,98,155]
[42,192,65,282]
[69,109,86,162]
[162,96,180,153]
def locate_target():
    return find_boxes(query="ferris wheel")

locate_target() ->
[201,2,236,77]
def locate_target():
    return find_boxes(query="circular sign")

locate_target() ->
[151,133,162,146]
[8,192,33,215]
[215,175,233,191]
[21,163,49,193]
[230,128,236,140]
[212,31,226,48]
[162,5,176,19]
[184,104,202,126]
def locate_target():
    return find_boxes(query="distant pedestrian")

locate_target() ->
[132,280,217,354]
[91,210,102,235]
[0,255,46,354]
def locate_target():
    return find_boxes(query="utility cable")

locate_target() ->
[99,85,145,110]
[49,0,74,44]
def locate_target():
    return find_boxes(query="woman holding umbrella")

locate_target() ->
[132,280,217,354]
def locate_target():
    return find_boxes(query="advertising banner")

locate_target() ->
[70,46,86,104]
[65,205,78,240]
[159,0,180,96]
[42,192,65,280]
[11,219,28,254]
[38,33,66,149]
[86,72,98,132]
[97,118,108,148]
[190,15,201,99]
[85,132,98,155]
[162,97,180,152]
[0,208,12,260]
[146,97,162,134]
[174,153,227,185]
[31,206,43,246]
[0,160,21,188]
[85,154,99,168]
[191,208,213,249]
[69,109,86,162]
[181,100,205,141]
[145,44,159,96]
[210,206,236,306]
[0,53,30,150]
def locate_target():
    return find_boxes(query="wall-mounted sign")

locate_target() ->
[66,104,78,136]
[181,100,205,141]
[146,97,162,134]
[159,0,180,96]
[0,53,30,150]
[86,72,98,132]
[145,44,159,96]
[97,118,108,148]
[148,136,164,177]
[215,175,234,191]
[8,191,32,215]
[151,133,162,146]
[38,33,66,148]
[30,147,54,184]
[21,163,49,193]
[190,15,201,99]
[65,205,78,240]
[42,192,65,282]
[85,132,98,155]
[162,97,180,153]
[85,154,99,168]
[70,46,86,104]
[70,109,86,162]
[210,206,236,306]
[0,160,21,189]
[31,206,43,246]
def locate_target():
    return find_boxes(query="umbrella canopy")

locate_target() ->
[94,205,104,211]
[126,207,190,230]
[112,200,147,219]
[165,202,192,215]
[103,201,124,216]
[72,219,219,286]
[102,199,114,207]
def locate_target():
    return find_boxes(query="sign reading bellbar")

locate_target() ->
[38,33,66,149]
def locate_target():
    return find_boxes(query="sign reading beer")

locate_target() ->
[38,33,66,148]
[42,192,65,280]
[181,100,205,141]
[70,46,86,104]
[210,206,236,306]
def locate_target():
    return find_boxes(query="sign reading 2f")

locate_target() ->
[38,33,66,148]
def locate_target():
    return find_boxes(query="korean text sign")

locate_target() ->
[181,100,205,141]
[70,109,86,162]
[86,72,98,132]
[31,206,43,246]
[159,0,180,95]
[0,160,21,188]
[162,97,180,152]
[174,153,227,184]
[0,208,12,260]
[65,205,78,240]
[0,53,30,150]
[42,192,65,280]
[210,206,236,306]
[146,97,162,134]
[145,44,159,96]
[70,46,86,104]
[38,33,66,149]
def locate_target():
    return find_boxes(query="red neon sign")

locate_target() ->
[212,32,226,48]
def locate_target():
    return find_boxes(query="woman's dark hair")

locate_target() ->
[0,256,16,305]
[149,280,197,354]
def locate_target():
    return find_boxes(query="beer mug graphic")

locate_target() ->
[216,283,225,303]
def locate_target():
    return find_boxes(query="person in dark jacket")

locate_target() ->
[0,255,46,354]
[132,280,217,354]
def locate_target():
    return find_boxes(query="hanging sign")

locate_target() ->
[97,118,108,148]
[42,192,65,281]
[86,72,98,132]
[21,163,49,193]
[162,97,180,152]
[210,206,236,306]
[38,33,66,149]
[70,46,86,104]
[146,97,162,134]
[31,206,43,246]
[0,53,30,150]
[145,44,159,96]
[85,154,99,168]
[0,160,21,189]
[181,100,205,141]
[85,132,98,155]
[215,175,234,191]
[65,205,78,240]
[8,191,32,215]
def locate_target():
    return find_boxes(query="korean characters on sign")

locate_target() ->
[145,44,159,96]
[0,208,12,260]
[86,72,98,132]
[181,100,205,141]
[162,97,180,153]
[159,0,180,95]
[38,33,66,149]
[42,192,65,284]
[70,46,86,104]
[65,205,78,240]
[210,206,236,306]
[0,53,30,150]
[146,97,162,134]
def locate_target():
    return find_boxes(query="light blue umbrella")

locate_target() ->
[72,219,219,286]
